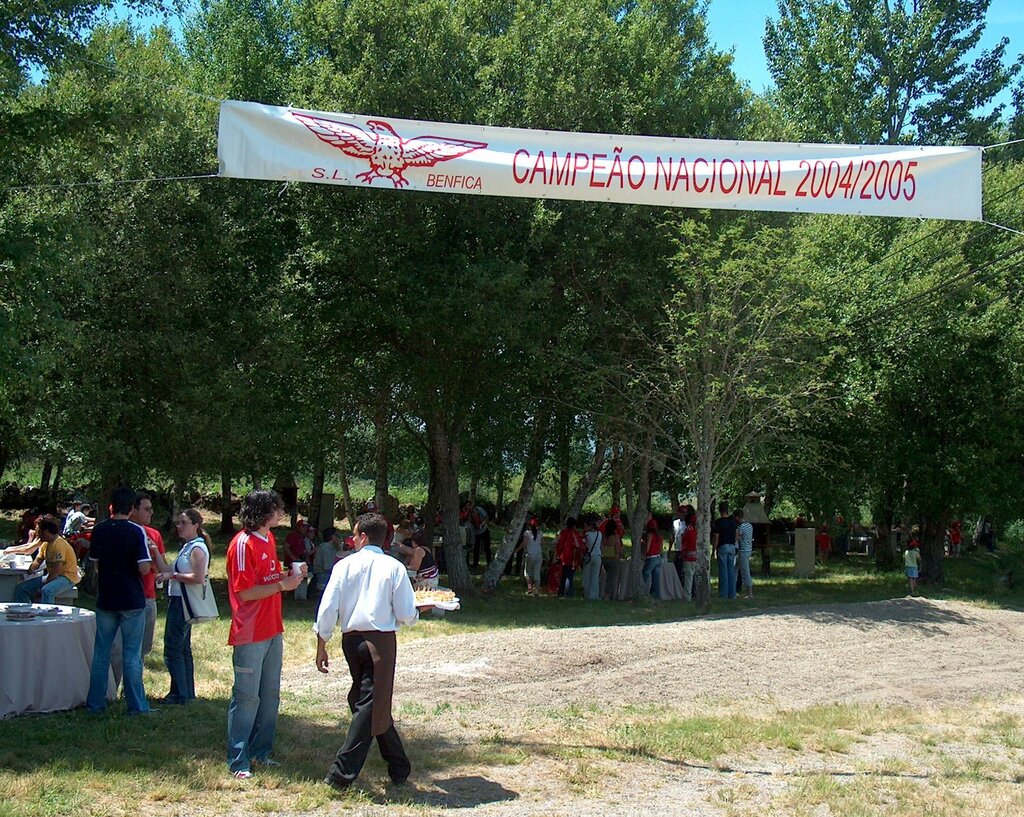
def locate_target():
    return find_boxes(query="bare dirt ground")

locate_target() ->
[284,598,1024,816]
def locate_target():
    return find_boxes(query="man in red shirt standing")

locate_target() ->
[130,492,167,656]
[226,490,306,780]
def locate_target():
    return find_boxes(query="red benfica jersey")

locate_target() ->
[227,529,284,646]
[141,525,166,600]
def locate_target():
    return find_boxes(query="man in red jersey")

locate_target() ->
[130,492,168,656]
[226,490,306,780]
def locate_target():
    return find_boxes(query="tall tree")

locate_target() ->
[764,0,1021,144]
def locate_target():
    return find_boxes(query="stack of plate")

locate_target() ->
[4,605,37,621]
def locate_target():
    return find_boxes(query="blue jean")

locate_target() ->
[559,566,575,596]
[737,550,753,595]
[163,596,195,703]
[88,607,148,713]
[14,575,73,604]
[717,545,737,599]
[642,556,662,599]
[227,634,283,773]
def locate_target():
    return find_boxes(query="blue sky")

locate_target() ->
[704,0,1023,111]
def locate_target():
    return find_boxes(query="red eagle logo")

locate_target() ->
[291,113,489,188]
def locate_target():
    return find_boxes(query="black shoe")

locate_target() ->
[322,775,350,792]
[389,776,409,787]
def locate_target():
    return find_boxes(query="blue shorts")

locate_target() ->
[906,566,919,579]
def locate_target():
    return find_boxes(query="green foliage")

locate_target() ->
[765,0,1021,144]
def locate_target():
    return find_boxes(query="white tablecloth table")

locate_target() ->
[0,569,34,603]
[0,556,35,602]
[605,556,686,600]
[0,603,115,718]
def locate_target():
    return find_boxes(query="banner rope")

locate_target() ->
[982,138,1024,152]
[71,55,223,105]
[983,220,1024,237]
[3,173,219,193]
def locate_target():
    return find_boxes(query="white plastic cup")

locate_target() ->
[291,562,304,576]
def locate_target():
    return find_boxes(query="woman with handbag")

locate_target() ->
[158,508,213,705]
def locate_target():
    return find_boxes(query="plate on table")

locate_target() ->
[33,606,65,618]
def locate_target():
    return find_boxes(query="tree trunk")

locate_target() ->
[610,445,622,510]
[51,461,64,502]
[920,513,945,586]
[469,471,480,507]
[39,459,53,492]
[764,479,777,517]
[337,432,356,532]
[423,451,438,547]
[628,431,653,601]
[693,459,714,610]
[875,488,899,569]
[669,488,680,514]
[495,466,505,521]
[220,471,235,534]
[568,438,607,520]
[171,475,187,523]
[252,472,262,490]
[374,404,389,511]
[558,419,570,523]
[310,463,326,532]
[622,452,636,600]
[482,412,549,592]
[427,414,472,593]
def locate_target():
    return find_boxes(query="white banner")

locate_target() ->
[218,100,982,221]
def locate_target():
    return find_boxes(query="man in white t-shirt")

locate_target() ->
[315,513,427,790]
[63,502,94,536]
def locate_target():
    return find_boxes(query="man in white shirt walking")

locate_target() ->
[314,512,425,790]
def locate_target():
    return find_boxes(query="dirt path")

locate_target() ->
[284,598,1024,816]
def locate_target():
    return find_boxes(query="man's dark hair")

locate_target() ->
[565,516,578,529]
[133,491,152,509]
[81,503,92,512]
[322,527,337,540]
[733,508,744,519]
[240,489,284,531]
[110,487,137,515]
[356,512,388,544]
[718,500,729,514]
[36,514,59,535]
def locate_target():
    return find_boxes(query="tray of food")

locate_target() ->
[414,588,461,611]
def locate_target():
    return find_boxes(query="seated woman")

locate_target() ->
[395,538,439,590]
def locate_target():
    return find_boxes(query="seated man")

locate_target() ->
[63,501,95,537]
[14,515,79,604]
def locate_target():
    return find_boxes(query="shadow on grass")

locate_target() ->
[0,695,519,808]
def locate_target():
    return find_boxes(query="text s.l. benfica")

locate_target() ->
[291,113,488,188]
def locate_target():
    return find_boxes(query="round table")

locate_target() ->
[0,603,115,718]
